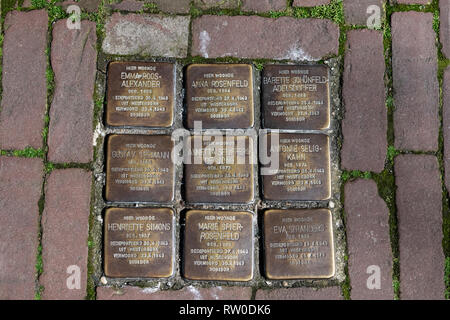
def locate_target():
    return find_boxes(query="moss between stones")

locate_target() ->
[85,174,97,300]
[293,0,344,25]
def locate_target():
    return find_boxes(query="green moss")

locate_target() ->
[3,147,45,158]
[293,0,344,25]
[46,68,54,93]
[31,0,67,22]
[341,170,372,183]
[341,171,350,182]
[339,180,351,299]
[45,162,55,174]
[143,2,159,14]
[445,257,450,299]
[1,0,19,19]
[34,285,43,300]
[268,10,288,19]
[341,253,351,300]
[35,244,43,275]
[387,146,399,163]
[85,177,97,300]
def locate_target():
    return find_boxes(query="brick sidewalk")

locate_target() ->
[0,0,448,300]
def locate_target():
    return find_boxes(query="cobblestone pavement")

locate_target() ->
[0,0,448,300]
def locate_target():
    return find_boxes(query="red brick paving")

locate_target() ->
[56,0,100,12]
[255,287,343,300]
[97,286,252,300]
[392,12,439,152]
[40,169,92,300]
[341,29,387,173]
[395,155,445,300]
[0,157,43,300]
[242,0,286,12]
[343,0,384,26]
[47,20,97,164]
[394,0,431,4]
[444,67,450,192]
[102,13,190,57]
[440,0,450,59]
[0,10,48,150]
[193,0,239,9]
[293,0,330,6]
[108,0,143,12]
[192,15,339,61]
[345,179,394,300]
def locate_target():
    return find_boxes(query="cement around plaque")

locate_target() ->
[264,209,335,279]
[183,210,254,281]
[186,64,254,129]
[104,207,175,278]
[262,65,330,130]
[261,133,331,201]
[105,134,175,202]
[184,135,255,204]
[106,62,175,127]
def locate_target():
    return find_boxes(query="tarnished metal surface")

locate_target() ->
[186,64,254,129]
[183,210,254,281]
[262,133,331,201]
[106,62,175,127]
[104,207,175,278]
[105,134,175,202]
[264,209,335,279]
[262,64,330,130]
[184,135,254,204]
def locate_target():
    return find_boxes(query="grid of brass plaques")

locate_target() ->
[103,62,334,281]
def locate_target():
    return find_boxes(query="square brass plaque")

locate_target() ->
[105,134,175,202]
[186,64,254,129]
[261,133,331,201]
[104,207,175,278]
[183,210,254,281]
[184,135,254,204]
[264,209,335,279]
[106,61,175,127]
[262,65,330,130]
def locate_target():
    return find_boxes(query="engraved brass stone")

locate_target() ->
[264,209,335,279]
[105,134,175,202]
[184,135,254,204]
[106,61,175,127]
[261,133,331,201]
[186,64,254,129]
[262,65,330,130]
[183,210,254,281]
[104,207,175,278]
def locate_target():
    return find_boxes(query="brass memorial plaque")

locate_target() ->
[106,62,175,127]
[104,207,175,278]
[183,210,254,281]
[261,133,331,201]
[262,65,330,130]
[264,209,335,279]
[184,135,254,204]
[105,134,175,202]
[186,64,254,129]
